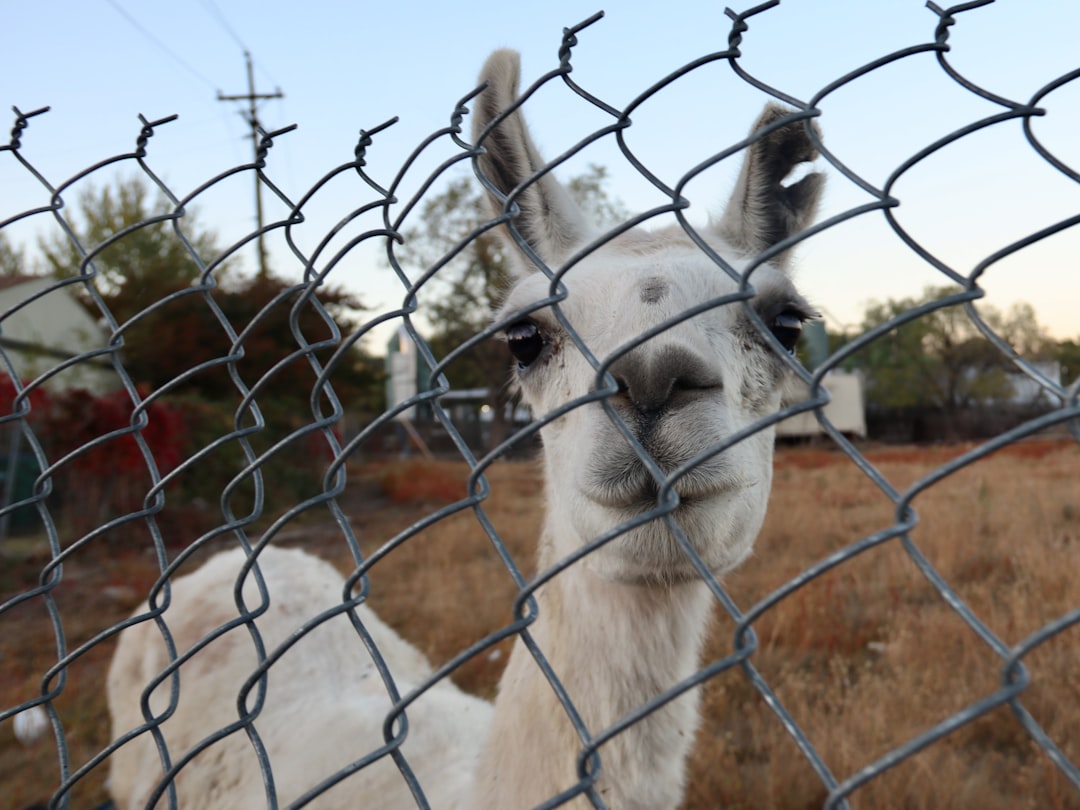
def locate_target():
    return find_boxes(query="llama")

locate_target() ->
[106,49,823,810]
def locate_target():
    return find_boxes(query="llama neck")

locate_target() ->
[469,523,713,810]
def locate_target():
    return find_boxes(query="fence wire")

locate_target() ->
[2,2,1078,808]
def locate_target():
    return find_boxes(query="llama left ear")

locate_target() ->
[472,49,594,272]
[715,104,825,269]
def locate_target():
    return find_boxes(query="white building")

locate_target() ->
[1001,360,1062,407]
[0,276,117,394]
[778,370,868,439]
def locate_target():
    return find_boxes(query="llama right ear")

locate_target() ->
[715,103,825,270]
[472,50,593,271]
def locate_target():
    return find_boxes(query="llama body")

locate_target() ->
[107,49,823,809]
[107,547,491,809]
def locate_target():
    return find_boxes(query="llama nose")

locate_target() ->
[608,344,720,415]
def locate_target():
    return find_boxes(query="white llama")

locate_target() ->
[106,49,823,810]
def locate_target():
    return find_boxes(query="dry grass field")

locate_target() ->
[2,438,1078,809]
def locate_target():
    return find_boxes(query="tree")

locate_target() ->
[0,232,29,277]
[1055,338,1080,387]
[855,286,1053,436]
[40,177,231,318]
[38,176,385,413]
[396,164,627,448]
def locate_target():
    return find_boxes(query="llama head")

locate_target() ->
[473,50,824,584]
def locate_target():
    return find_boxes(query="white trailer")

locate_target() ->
[777,370,867,439]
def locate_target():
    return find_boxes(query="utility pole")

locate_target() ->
[217,51,282,279]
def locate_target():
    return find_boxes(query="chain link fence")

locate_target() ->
[2,2,1079,808]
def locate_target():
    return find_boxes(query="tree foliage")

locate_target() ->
[38,176,385,413]
[0,232,28,277]
[40,178,229,315]
[855,286,1054,416]
[1055,338,1080,387]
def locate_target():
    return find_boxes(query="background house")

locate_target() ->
[0,276,117,395]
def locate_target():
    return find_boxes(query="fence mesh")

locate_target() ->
[2,2,1079,808]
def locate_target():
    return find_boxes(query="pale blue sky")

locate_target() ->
[4,0,1078,346]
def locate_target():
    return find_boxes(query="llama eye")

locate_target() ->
[769,311,804,355]
[506,321,545,368]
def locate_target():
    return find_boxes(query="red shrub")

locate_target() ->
[45,387,186,478]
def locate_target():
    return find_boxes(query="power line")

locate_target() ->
[101,0,219,91]
[197,0,247,51]
[195,0,282,91]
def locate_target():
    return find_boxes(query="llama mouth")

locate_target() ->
[598,485,748,515]
[585,463,752,514]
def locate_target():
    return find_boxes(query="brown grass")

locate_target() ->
[2,439,1078,808]
[688,438,1080,809]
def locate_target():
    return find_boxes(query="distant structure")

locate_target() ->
[778,371,868,439]
[384,326,435,457]
[384,325,430,421]
[0,276,116,394]
[777,321,867,439]
[0,276,118,536]
[999,361,1062,407]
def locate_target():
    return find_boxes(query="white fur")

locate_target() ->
[106,547,491,809]
[107,49,823,810]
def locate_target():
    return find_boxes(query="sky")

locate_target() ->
[3,0,1079,351]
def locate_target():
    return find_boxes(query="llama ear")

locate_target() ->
[715,103,825,269]
[472,49,593,271]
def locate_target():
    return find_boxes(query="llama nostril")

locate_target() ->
[596,375,630,398]
[608,345,719,414]
[672,370,722,394]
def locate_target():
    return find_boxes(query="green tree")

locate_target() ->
[1055,338,1080,386]
[397,164,627,448]
[38,176,384,413]
[855,286,1053,434]
[40,177,231,319]
[0,232,29,277]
